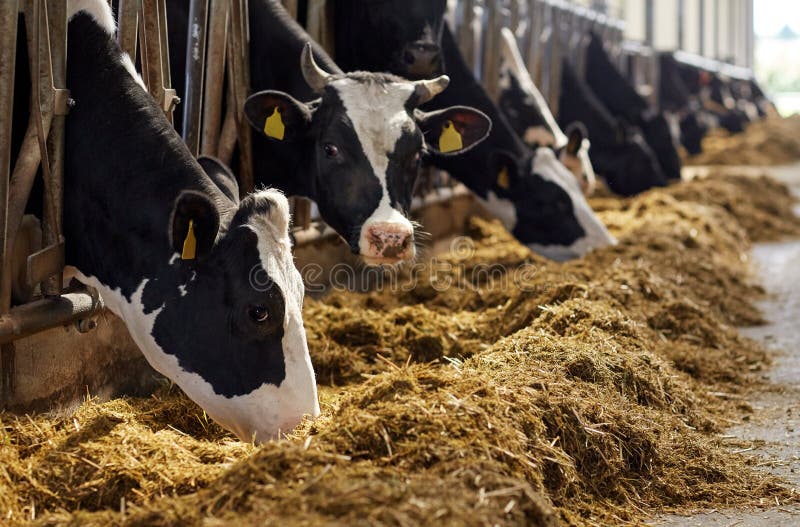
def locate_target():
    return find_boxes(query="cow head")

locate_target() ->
[245,44,490,266]
[160,160,317,443]
[558,122,596,196]
[588,121,668,196]
[479,147,615,261]
[638,113,682,181]
[361,0,447,79]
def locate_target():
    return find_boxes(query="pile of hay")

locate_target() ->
[2,175,799,526]
[686,115,800,166]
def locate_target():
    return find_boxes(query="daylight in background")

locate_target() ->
[755,0,800,115]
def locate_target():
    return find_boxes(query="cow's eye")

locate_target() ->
[323,143,339,158]
[248,305,270,323]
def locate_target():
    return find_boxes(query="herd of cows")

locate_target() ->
[8,0,773,442]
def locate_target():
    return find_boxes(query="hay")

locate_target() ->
[686,115,800,166]
[1,175,798,526]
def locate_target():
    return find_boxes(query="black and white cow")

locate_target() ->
[325,7,614,260]
[426,26,615,261]
[584,33,682,182]
[165,0,490,266]
[496,27,597,195]
[658,53,709,155]
[14,0,319,443]
[558,60,667,196]
[331,0,447,80]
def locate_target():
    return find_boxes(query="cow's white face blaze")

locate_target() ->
[329,78,418,264]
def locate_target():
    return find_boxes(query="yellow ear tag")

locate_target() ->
[181,219,197,260]
[264,107,285,140]
[497,166,510,190]
[438,120,463,153]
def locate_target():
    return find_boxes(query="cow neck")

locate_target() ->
[64,14,230,300]
[423,25,529,197]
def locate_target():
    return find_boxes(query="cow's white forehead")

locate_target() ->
[329,78,417,139]
[328,78,417,233]
[531,147,582,195]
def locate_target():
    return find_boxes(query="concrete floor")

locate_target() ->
[654,164,800,525]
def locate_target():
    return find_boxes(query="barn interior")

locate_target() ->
[2,1,800,526]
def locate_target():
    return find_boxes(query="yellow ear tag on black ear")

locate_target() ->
[264,107,285,140]
[182,219,197,260]
[497,166,510,190]
[439,120,463,153]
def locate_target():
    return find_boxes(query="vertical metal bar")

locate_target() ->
[0,0,18,312]
[677,0,685,50]
[140,0,177,122]
[227,0,254,195]
[458,0,477,73]
[482,0,503,101]
[0,0,19,410]
[117,0,140,60]
[699,0,705,56]
[547,3,562,115]
[182,0,209,155]
[644,0,653,47]
[201,0,228,157]
[713,0,719,59]
[41,0,67,297]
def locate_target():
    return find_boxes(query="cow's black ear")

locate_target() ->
[244,90,313,142]
[198,156,240,204]
[487,150,518,194]
[416,106,492,156]
[171,190,221,262]
[564,122,587,156]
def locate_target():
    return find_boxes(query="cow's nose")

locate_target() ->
[401,42,441,78]
[363,222,414,263]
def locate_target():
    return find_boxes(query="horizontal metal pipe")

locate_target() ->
[0,290,104,344]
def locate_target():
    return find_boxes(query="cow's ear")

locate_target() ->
[564,122,587,156]
[171,190,221,261]
[416,106,491,156]
[487,150,518,193]
[244,90,313,142]
[197,156,240,204]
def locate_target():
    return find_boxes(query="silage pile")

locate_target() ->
[686,114,800,166]
[2,175,800,526]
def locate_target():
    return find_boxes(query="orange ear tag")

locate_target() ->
[497,166,510,190]
[264,107,285,140]
[439,120,463,153]
[181,219,197,260]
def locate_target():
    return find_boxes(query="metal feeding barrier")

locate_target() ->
[0,0,758,404]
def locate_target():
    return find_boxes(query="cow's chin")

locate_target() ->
[360,252,414,267]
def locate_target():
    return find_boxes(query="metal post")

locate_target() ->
[0,0,19,409]
[117,0,140,60]
[182,0,209,155]
[201,0,228,157]
[547,2,563,115]
[140,0,178,122]
[38,0,67,297]
[482,0,504,101]
[227,0,254,195]
[699,0,705,56]
[458,0,477,75]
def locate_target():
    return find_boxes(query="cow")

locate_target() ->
[12,0,319,443]
[331,0,447,80]
[658,53,709,155]
[584,33,682,182]
[496,27,596,195]
[164,0,491,266]
[558,60,667,196]
[425,26,615,261]
[675,62,750,134]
